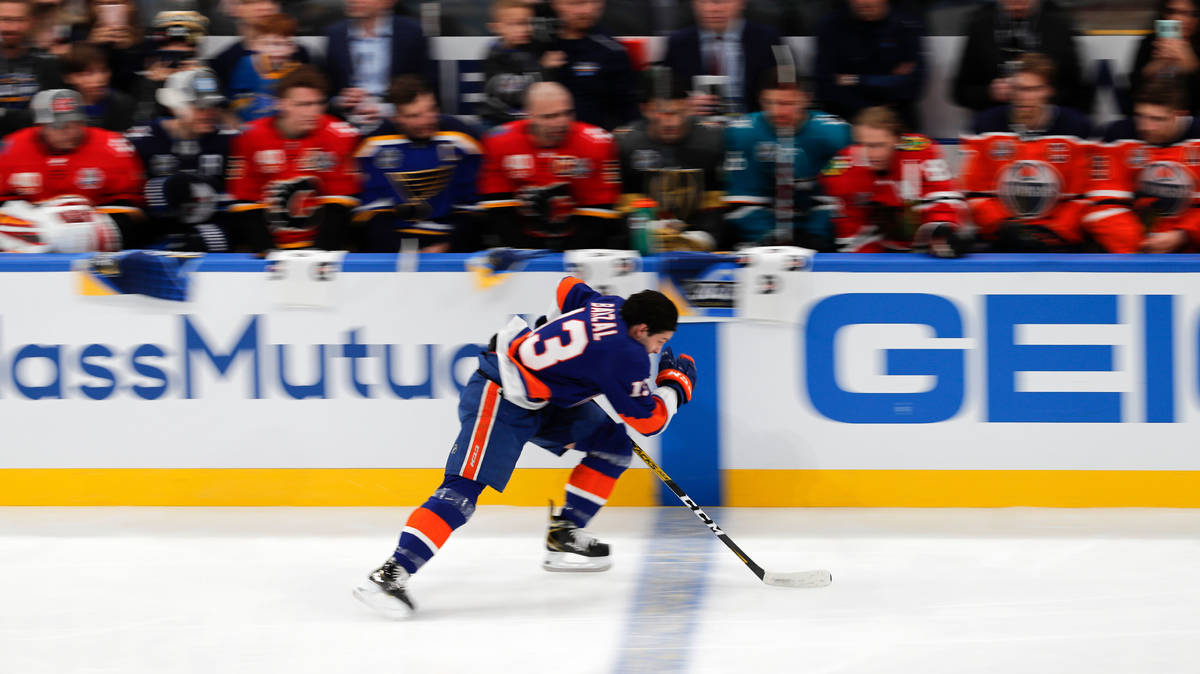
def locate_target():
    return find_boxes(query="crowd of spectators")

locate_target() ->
[0,0,1197,257]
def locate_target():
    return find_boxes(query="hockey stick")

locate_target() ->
[631,441,832,588]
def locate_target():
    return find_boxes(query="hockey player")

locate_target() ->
[354,277,698,617]
[820,106,969,256]
[127,67,236,252]
[615,68,726,251]
[354,75,483,253]
[0,88,146,246]
[961,108,1140,254]
[478,81,623,250]
[226,66,361,253]
[1091,80,1200,253]
[724,68,851,249]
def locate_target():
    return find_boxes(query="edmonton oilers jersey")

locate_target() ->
[355,116,483,225]
[127,119,235,196]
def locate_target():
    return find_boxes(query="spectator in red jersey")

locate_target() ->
[478,81,624,250]
[226,65,362,253]
[0,88,145,247]
[820,106,969,257]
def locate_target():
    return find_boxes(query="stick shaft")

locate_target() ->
[632,442,766,581]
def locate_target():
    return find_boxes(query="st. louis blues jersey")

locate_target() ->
[355,116,483,246]
[127,119,235,196]
[228,54,299,122]
[724,110,850,246]
[488,277,676,437]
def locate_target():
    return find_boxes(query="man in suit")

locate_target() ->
[322,0,436,120]
[660,0,784,116]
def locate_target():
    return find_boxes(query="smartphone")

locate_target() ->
[1157,19,1182,40]
[692,75,729,98]
[97,3,128,28]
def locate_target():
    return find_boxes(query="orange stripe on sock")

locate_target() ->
[405,507,453,549]
[568,464,617,501]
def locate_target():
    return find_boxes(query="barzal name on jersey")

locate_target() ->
[820,133,966,252]
[484,276,681,437]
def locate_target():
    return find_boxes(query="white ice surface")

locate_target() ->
[2,507,1199,674]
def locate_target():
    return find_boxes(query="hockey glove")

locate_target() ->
[915,221,971,259]
[656,346,697,404]
[994,220,1076,253]
[145,174,218,225]
[266,176,320,229]
[392,201,433,222]
[517,182,572,224]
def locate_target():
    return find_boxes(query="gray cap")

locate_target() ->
[156,67,225,112]
[32,89,86,126]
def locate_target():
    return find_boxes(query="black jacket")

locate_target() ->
[814,5,926,130]
[1128,32,1200,116]
[661,20,783,114]
[951,0,1091,114]
[543,31,637,131]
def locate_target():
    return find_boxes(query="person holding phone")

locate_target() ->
[81,0,143,96]
[1129,0,1200,116]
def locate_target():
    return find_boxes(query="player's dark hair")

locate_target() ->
[639,66,689,104]
[275,65,328,98]
[621,290,678,335]
[60,43,108,76]
[388,75,433,108]
[1136,76,1189,112]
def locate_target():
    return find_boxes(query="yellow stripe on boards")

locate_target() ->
[0,468,657,506]
[724,470,1200,507]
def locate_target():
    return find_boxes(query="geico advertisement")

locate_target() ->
[0,270,594,469]
[723,272,1200,471]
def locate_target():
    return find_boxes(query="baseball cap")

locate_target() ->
[32,89,86,126]
[156,67,226,112]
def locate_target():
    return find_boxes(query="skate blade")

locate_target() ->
[352,583,415,619]
[542,550,612,573]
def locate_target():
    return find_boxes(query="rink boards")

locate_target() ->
[2,253,1200,506]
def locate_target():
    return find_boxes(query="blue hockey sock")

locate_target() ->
[392,475,484,574]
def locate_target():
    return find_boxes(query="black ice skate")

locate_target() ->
[543,510,612,572]
[352,558,416,618]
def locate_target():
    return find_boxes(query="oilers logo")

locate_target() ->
[998,160,1061,220]
[1137,161,1196,218]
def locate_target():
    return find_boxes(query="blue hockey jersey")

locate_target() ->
[127,119,235,196]
[724,110,850,245]
[228,54,298,122]
[487,277,675,437]
[354,116,483,245]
